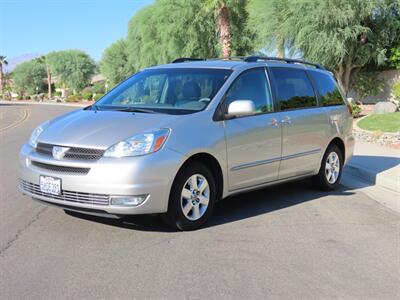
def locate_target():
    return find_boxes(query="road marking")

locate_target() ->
[0,108,30,132]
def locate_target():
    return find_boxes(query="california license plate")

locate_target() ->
[40,176,61,195]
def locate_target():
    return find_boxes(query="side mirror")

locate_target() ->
[226,100,256,119]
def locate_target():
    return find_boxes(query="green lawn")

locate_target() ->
[358,112,400,133]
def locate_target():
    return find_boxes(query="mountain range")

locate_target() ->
[3,53,42,73]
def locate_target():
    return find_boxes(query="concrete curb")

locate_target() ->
[345,163,399,193]
[0,100,88,108]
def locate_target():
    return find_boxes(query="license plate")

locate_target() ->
[40,176,61,195]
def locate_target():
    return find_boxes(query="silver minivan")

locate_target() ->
[19,56,354,230]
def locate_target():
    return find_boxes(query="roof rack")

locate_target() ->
[244,56,325,69]
[171,56,325,70]
[171,58,205,63]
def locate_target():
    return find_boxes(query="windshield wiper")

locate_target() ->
[113,107,158,114]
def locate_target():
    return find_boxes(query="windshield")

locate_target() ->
[94,68,232,114]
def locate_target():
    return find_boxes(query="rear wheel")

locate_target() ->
[162,162,216,231]
[312,144,343,191]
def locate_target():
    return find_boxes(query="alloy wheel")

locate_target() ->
[325,151,340,184]
[180,174,210,221]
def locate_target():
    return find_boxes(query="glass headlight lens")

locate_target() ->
[28,121,49,148]
[104,128,170,158]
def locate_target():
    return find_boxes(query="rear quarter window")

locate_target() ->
[270,67,317,111]
[309,71,345,106]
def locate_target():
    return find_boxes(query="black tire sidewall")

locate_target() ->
[167,162,216,231]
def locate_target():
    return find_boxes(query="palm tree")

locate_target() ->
[0,56,8,93]
[36,56,52,99]
[205,0,232,58]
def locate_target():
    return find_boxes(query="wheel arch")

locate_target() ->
[173,152,224,202]
[328,137,345,160]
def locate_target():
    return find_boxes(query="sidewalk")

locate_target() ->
[345,140,399,193]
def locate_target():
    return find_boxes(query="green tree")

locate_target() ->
[126,0,253,71]
[127,0,218,71]
[248,0,400,94]
[285,0,400,95]
[36,56,52,98]
[100,39,131,86]
[47,50,96,92]
[248,0,292,57]
[12,59,46,96]
[0,55,8,93]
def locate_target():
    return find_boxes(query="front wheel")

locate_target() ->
[312,144,343,191]
[162,162,216,231]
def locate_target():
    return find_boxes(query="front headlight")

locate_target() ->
[104,128,171,158]
[28,121,49,148]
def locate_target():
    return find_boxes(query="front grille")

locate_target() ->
[31,161,90,175]
[36,143,105,161]
[20,180,110,206]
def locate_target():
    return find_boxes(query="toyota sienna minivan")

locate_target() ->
[19,56,354,230]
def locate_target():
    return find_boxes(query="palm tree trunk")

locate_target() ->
[46,64,52,99]
[276,38,285,58]
[0,64,3,93]
[218,4,232,58]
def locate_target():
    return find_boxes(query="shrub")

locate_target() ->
[66,94,82,102]
[93,93,105,101]
[82,92,93,100]
[54,91,62,97]
[352,103,362,118]
[25,95,31,100]
[92,82,105,94]
[17,95,23,100]
[389,47,400,70]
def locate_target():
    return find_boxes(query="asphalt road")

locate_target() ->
[1,103,399,299]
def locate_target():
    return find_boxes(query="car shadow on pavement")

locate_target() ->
[65,179,356,232]
[348,155,399,180]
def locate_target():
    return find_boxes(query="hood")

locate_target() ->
[38,109,180,148]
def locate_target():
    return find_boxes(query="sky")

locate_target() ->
[0,0,154,61]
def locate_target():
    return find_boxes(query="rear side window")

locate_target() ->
[270,68,317,111]
[309,71,344,106]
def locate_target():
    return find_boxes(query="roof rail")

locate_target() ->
[172,57,246,63]
[244,56,325,70]
[171,58,205,63]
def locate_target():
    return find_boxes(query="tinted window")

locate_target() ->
[309,71,344,106]
[225,68,273,114]
[271,68,317,111]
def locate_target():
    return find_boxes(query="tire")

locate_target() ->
[162,162,216,231]
[312,144,343,191]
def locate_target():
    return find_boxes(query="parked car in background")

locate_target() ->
[19,56,354,230]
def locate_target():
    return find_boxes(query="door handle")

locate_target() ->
[268,118,279,127]
[281,116,291,125]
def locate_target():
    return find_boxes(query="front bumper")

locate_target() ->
[18,144,185,215]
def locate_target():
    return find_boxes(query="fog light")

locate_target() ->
[110,195,148,206]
